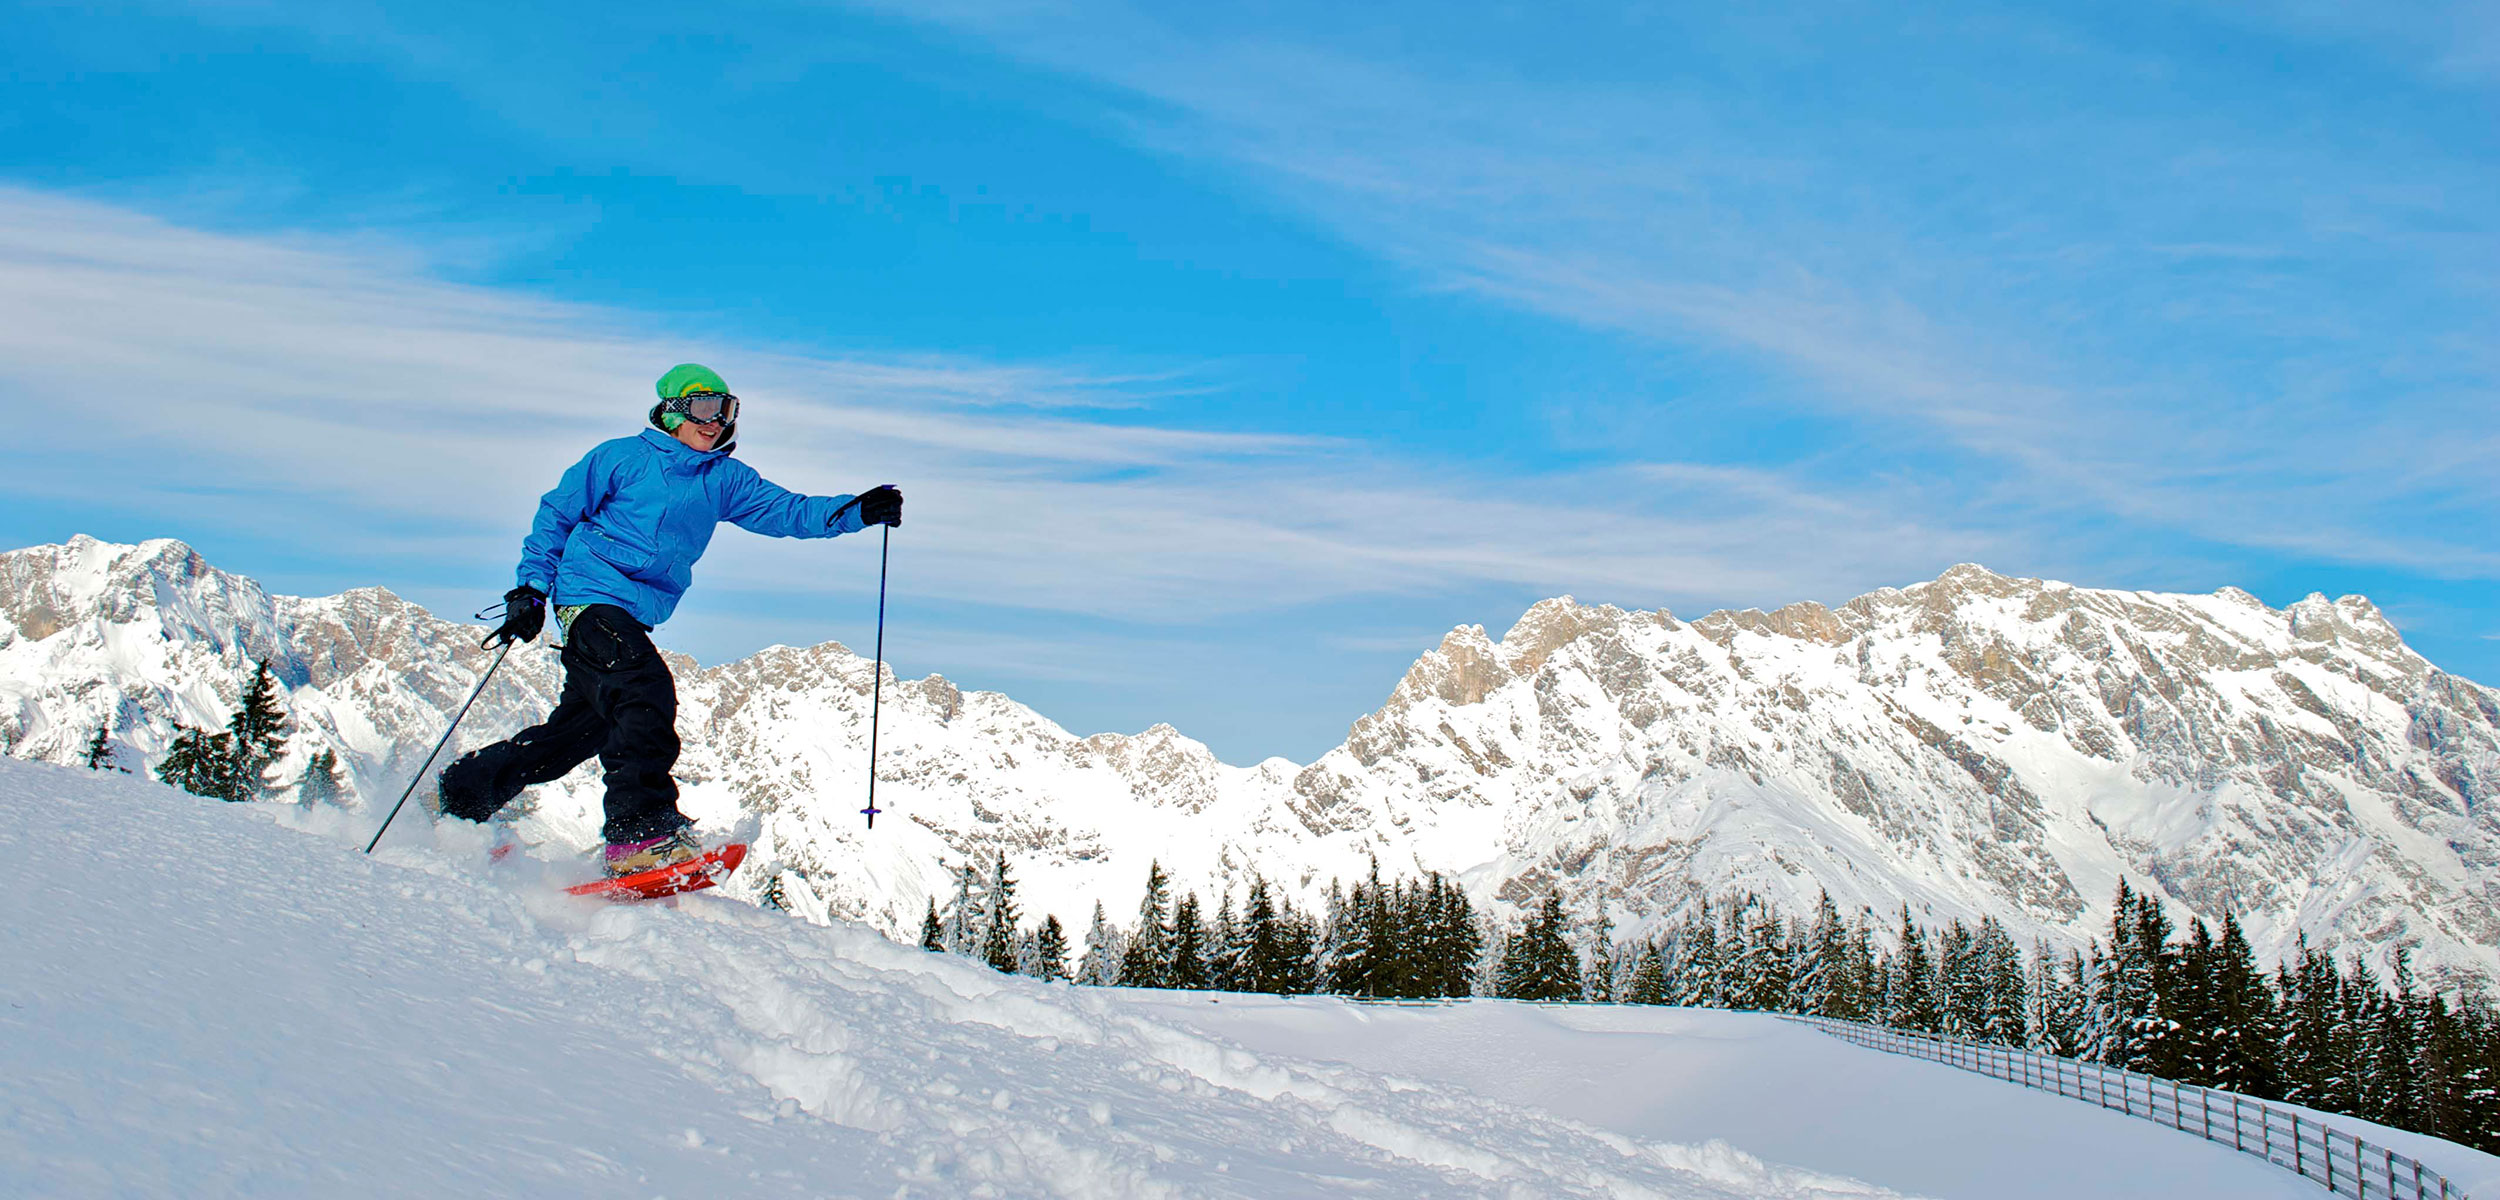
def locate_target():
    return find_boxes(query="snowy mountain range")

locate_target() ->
[4,535,2495,993]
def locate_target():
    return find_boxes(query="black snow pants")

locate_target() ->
[437,603,688,844]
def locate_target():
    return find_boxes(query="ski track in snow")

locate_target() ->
[8,758,2496,1199]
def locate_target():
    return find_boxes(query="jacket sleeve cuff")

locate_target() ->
[824,495,865,535]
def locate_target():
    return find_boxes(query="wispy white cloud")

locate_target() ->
[844,1,2500,581]
[0,186,1992,636]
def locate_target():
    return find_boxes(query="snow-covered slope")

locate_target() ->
[4,536,2496,992]
[19,757,2497,1198]
[0,756,1875,1198]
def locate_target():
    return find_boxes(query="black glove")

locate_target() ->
[488,585,546,647]
[856,484,903,528]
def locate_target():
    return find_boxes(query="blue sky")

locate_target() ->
[3,1,2494,763]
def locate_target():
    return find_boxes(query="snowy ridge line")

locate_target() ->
[1785,1015,2469,1200]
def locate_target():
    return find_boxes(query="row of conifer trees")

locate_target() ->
[925,859,2500,1154]
[89,658,347,806]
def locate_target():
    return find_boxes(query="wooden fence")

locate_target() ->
[1785,1014,2470,1200]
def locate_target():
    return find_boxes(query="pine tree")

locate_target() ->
[1315,879,1348,989]
[1239,876,1295,994]
[296,748,346,807]
[81,722,122,772]
[2030,943,2090,1056]
[1277,902,1321,996]
[1029,914,1071,982]
[1167,893,1209,990]
[1441,877,1483,998]
[2148,917,2218,1082]
[1327,864,1386,997]
[2370,949,2426,1129]
[2280,941,2355,1111]
[1352,863,1392,997]
[758,872,791,913]
[941,859,982,956]
[1119,861,1172,988]
[2434,993,2499,1151]
[1975,916,2028,1046]
[1077,902,1123,986]
[155,725,237,800]
[2123,882,2179,1071]
[1582,902,1617,1004]
[225,658,290,801]
[1887,906,1940,1033]
[1378,879,1417,998]
[1624,941,1669,1005]
[1737,899,1793,1012]
[981,853,1021,974]
[2088,880,2165,1068]
[1833,908,1880,1022]
[1938,919,1984,1038]
[2206,912,2280,1098]
[1798,891,1846,1018]
[1667,897,1723,1007]
[1209,886,1243,992]
[1496,890,1583,1001]
[920,898,945,952]
[1719,896,1758,1008]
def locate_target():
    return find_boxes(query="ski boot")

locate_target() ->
[604,827,703,878]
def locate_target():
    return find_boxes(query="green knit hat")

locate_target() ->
[651,363,730,431]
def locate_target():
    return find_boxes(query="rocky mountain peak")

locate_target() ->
[2285,591,2413,663]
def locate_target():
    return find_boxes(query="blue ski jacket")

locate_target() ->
[516,429,866,628]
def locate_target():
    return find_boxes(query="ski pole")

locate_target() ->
[862,520,890,830]
[364,640,513,854]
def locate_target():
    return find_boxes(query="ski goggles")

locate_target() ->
[664,391,739,426]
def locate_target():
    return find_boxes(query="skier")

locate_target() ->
[437,363,901,876]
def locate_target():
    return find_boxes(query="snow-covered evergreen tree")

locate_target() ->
[1208,886,1242,992]
[155,725,236,800]
[1496,890,1582,1001]
[1076,901,1123,986]
[1797,891,1845,1018]
[1581,902,1616,1003]
[81,722,122,772]
[1886,906,1940,1033]
[1238,876,1297,995]
[2206,912,2279,1098]
[1327,864,1385,997]
[1938,919,1984,1038]
[1975,916,2028,1046]
[2027,941,2086,1056]
[1118,861,1172,988]
[981,853,1021,974]
[1028,914,1071,982]
[296,748,345,808]
[1624,941,1668,1005]
[941,859,982,957]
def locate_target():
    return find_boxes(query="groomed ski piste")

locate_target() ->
[8,759,2495,1199]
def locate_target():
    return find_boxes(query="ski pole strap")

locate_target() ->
[826,484,895,530]
[363,641,512,854]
